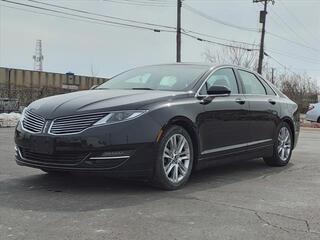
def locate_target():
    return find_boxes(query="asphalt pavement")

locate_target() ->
[0,127,319,240]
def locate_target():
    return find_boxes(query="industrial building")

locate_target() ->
[0,67,108,112]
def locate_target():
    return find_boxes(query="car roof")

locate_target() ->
[131,63,267,81]
[142,63,254,72]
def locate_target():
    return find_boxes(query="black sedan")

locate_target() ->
[15,63,299,190]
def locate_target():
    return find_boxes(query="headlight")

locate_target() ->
[93,110,147,126]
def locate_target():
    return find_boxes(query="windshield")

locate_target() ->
[97,65,209,91]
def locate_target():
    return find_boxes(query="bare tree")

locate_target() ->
[279,72,318,112]
[203,44,259,70]
[203,44,319,112]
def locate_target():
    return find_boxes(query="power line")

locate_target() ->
[185,1,320,55]
[266,49,320,65]
[29,0,260,47]
[103,0,175,7]
[266,31,320,52]
[9,0,263,49]
[0,1,259,52]
[264,51,295,74]
[1,0,171,32]
[278,0,320,43]
[182,32,260,51]
[266,11,320,52]
[27,0,176,30]
[182,29,260,47]
[263,51,316,76]
[187,0,319,1]
[3,0,319,74]
[183,3,259,33]
[269,6,311,46]
[5,0,315,63]
[0,4,144,30]
[107,0,174,4]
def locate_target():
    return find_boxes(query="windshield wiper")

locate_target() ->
[131,87,154,90]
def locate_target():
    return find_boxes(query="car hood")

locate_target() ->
[28,89,188,119]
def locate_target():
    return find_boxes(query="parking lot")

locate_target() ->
[0,127,319,240]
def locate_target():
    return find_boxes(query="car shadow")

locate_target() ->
[0,158,292,212]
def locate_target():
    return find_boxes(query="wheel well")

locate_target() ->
[283,118,295,148]
[167,118,199,169]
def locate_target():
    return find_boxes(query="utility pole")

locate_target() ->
[176,0,182,62]
[271,67,275,84]
[7,68,12,99]
[254,0,274,74]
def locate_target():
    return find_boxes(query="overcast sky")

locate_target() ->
[0,0,319,85]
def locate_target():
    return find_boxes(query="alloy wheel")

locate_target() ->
[277,127,292,162]
[162,134,190,183]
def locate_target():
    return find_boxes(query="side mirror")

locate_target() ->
[207,85,231,95]
[199,85,231,104]
[90,85,98,90]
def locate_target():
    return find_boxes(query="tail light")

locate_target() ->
[308,105,315,111]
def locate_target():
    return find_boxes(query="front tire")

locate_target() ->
[152,125,194,190]
[264,122,293,167]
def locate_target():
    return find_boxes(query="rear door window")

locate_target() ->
[238,70,266,95]
[258,77,277,96]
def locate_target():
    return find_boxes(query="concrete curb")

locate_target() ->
[301,127,320,131]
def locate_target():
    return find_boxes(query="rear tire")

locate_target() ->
[152,125,194,190]
[317,117,320,123]
[264,122,293,167]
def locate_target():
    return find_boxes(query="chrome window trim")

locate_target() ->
[236,66,280,97]
[257,75,279,97]
[237,69,268,95]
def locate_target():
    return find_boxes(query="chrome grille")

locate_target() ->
[22,110,45,133]
[49,112,107,135]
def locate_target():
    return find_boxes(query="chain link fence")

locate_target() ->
[0,84,73,113]
[0,98,19,113]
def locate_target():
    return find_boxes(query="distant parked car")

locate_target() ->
[15,63,300,190]
[306,103,320,123]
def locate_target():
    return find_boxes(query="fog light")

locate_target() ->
[14,145,19,157]
[89,150,134,160]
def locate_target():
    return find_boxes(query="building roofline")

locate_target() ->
[0,66,108,79]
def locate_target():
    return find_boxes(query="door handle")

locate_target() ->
[235,98,246,105]
[268,99,276,105]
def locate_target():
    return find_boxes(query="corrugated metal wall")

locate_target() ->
[0,67,108,90]
[0,67,109,108]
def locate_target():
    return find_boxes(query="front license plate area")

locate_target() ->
[30,136,55,154]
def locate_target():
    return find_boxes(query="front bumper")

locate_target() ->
[14,115,162,177]
[305,112,318,122]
